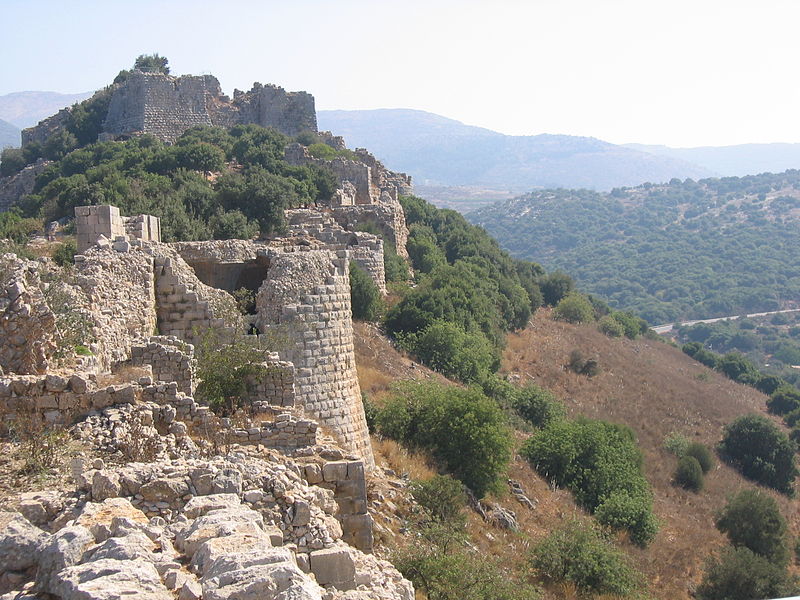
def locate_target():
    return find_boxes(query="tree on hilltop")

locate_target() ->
[134,53,170,74]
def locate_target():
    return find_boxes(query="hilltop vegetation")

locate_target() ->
[469,171,800,323]
[3,124,337,241]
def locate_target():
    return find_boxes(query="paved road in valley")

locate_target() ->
[652,308,800,335]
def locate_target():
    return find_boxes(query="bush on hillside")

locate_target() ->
[718,413,797,495]
[553,292,594,324]
[566,349,600,377]
[767,385,800,416]
[398,321,499,384]
[685,442,715,474]
[598,315,625,337]
[409,475,466,524]
[539,271,574,306]
[674,456,704,492]
[375,382,512,497]
[664,431,691,457]
[51,239,77,267]
[521,417,657,546]
[530,519,642,597]
[696,546,795,600]
[715,488,790,565]
[682,341,719,369]
[512,384,566,429]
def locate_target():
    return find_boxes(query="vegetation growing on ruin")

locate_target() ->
[9,124,337,241]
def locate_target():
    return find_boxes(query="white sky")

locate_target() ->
[2,0,799,147]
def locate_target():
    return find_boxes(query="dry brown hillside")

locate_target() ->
[354,311,800,600]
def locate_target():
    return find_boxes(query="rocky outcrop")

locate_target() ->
[0,446,412,600]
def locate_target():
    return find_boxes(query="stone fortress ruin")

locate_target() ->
[0,68,419,599]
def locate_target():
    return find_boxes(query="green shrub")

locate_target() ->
[512,384,566,429]
[51,239,77,267]
[349,261,382,321]
[399,321,499,384]
[685,441,715,474]
[521,417,657,545]
[375,382,512,497]
[394,523,540,600]
[409,475,466,524]
[539,271,574,306]
[719,413,797,495]
[384,244,409,283]
[674,456,704,492]
[530,519,642,597]
[716,488,790,565]
[784,408,800,428]
[682,341,718,369]
[664,431,690,457]
[194,330,271,416]
[598,315,625,337]
[361,393,377,434]
[696,547,794,600]
[767,385,800,415]
[594,490,659,546]
[553,293,595,324]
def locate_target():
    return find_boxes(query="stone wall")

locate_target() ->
[256,247,374,467]
[75,206,126,253]
[73,248,157,370]
[151,245,240,345]
[0,161,50,213]
[0,254,57,375]
[232,83,317,137]
[129,336,195,396]
[305,459,373,552]
[98,72,317,144]
[75,206,161,253]
[330,203,410,260]
[287,209,386,294]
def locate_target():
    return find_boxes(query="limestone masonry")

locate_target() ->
[22,72,318,146]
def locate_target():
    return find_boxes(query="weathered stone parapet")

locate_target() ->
[231,82,317,137]
[0,373,137,426]
[330,203,410,260]
[130,336,195,396]
[256,247,374,467]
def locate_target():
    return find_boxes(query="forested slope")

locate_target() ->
[469,172,800,323]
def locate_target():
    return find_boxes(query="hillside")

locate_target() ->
[469,171,800,323]
[318,109,714,194]
[354,310,800,599]
[0,90,93,128]
[0,119,19,149]
[627,142,800,178]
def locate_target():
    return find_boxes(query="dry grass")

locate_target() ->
[353,310,800,599]
[501,309,800,599]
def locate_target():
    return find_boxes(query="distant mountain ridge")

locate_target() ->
[318,108,715,192]
[0,119,19,149]
[0,91,94,129]
[625,142,800,177]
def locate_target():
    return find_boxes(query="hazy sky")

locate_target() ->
[3,0,800,147]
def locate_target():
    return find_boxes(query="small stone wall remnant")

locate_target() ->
[0,254,57,375]
[256,247,374,467]
[73,248,157,370]
[130,336,195,396]
[75,206,161,253]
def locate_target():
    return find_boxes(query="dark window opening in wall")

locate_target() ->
[184,255,270,316]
